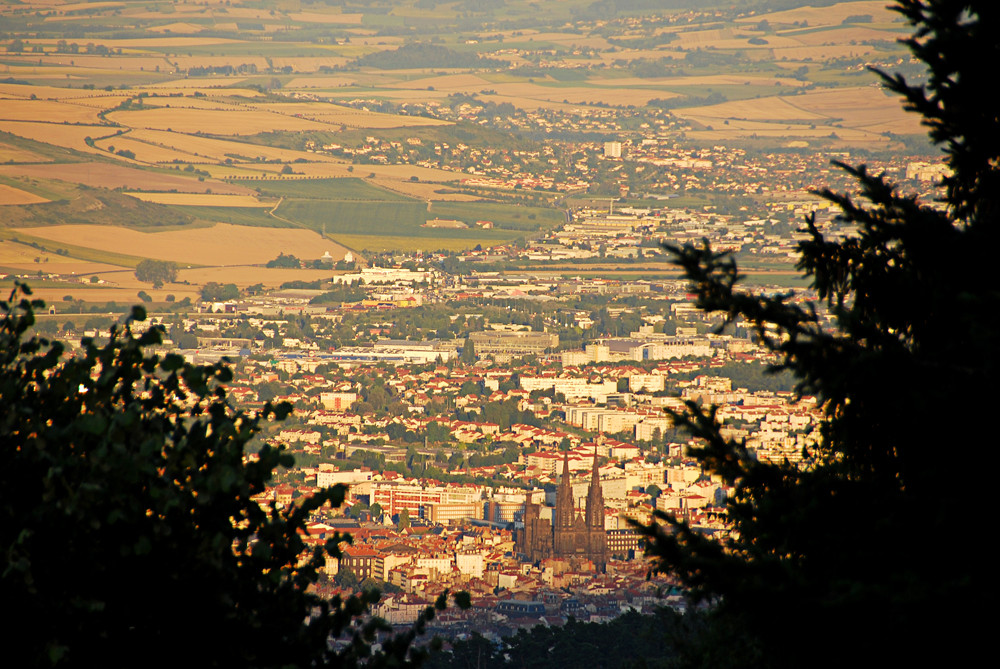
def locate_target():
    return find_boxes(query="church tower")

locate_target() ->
[586,446,604,530]
[555,449,574,530]
[518,447,608,572]
[585,445,608,571]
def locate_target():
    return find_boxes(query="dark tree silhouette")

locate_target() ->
[0,286,467,668]
[641,2,996,666]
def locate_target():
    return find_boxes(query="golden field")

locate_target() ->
[15,223,349,266]
[148,22,205,34]
[0,121,109,155]
[91,135,203,164]
[674,87,922,140]
[287,11,365,24]
[0,99,104,124]
[0,141,52,163]
[0,162,256,194]
[737,0,899,27]
[105,108,336,135]
[0,184,48,205]
[124,128,336,164]
[19,284,202,305]
[177,266,344,288]
[0,239,121,275]
[0,82,114,100]
[592,74,804,88]
[255,102,451,128]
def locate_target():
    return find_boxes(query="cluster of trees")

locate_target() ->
[200,282,240,301]
[455,397,541,431]
[187,63,259,76]
[266,252,302,268]
[648,92,726,110]
[134,258,177,288]
[310,285,367,304]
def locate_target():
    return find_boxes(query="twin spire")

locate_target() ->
[557,445,604,530]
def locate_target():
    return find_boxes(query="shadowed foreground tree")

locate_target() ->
[0,286,467,668]
[642,1,995,666]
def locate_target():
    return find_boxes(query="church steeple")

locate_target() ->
[586,444,604,531]
[556,449,574,529]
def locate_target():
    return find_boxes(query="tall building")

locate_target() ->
[519,448,608,571]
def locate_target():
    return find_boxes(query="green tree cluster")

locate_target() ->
[134,258,177,288]
[200,281,240,302]
[642,1,995,666]
[266,252,302,268]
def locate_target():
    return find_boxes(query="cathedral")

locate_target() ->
[519,448,608,572]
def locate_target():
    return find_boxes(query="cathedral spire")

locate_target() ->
[586,444,604,531]
[556,448,574,529]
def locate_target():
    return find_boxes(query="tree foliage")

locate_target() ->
[267,252,302,268]
[0,284,464,667]
[200,281,240,302]
[423,609,698,669]
[642,2,995,666]
[134,258,177,286]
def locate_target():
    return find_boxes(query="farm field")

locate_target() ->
[0,184,49,206]
[0,238,121,276]
[239,177,413,201]
[125,193,272,207]
[0,121,110,155]
[122,128,331,164]
[0,141,54,163]
[178,266,342,289]
[14,223,349,267]
[368,178,479,201]
[735,0,897,26]
[105,108,337,135]
[329,233,510,254]
[267,196,559,244]
[673,86,921,143]
[0,163,255,194]
[0,0,926,268]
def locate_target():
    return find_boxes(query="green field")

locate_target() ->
[275,200,426,236]
[240,177,414,201]
[428,201,565,231]
[171,206,286,228]
[271,197,560,242]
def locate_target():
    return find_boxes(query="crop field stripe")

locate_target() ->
[328,233,512,253]
[236,177,417,201]
[170,205,292,228]
[0,230,156,269]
